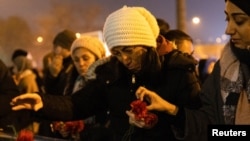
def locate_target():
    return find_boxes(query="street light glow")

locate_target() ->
[192,17,200,25]
[76,33,81,38]
[37,36,43,43]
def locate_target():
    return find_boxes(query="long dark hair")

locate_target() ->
[139,47,162,84]
[93,48,162,87]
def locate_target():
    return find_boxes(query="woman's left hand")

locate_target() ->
[126,110,154,129]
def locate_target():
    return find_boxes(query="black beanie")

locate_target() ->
[228,0,250,16]
[53,29,76,50]
[12,49,28,61]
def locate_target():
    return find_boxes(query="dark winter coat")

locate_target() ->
[38,50,201,141]
[174,61,224,141]
[0,59,32,134]
[43,56,73,95]
[38,66,109,140]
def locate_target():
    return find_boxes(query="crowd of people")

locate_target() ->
[0,0,249,141]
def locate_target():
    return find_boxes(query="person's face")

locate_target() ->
[225,1,250,49]
[178,40,194,55]
[111,46,147,73]
[156,35,176,56]
[53,45,70,58]
[72,48,97,76]
[53,45,62,55]
[13,56,26,71]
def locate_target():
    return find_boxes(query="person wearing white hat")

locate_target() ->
[38,35,108,140]
[11,6,200,141]
[70,35,106,78]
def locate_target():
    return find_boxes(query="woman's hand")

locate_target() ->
[10,93,43,111]
[135,86,179,115]
[126,110,146,128]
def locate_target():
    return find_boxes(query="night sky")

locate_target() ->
[0,0,228,67]
[0,0,227,44]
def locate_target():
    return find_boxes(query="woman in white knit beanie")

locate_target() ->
[70,35,106,77]
[50,35,108,140]
[11,6,201,141]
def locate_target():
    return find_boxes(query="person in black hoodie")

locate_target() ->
[11,6,201,141]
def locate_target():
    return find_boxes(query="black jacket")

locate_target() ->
[173,61,223,141]
[39,51,201,141]
[0,59,32,134]
[43,56,73,95]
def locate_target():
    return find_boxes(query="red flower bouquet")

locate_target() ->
[52,120,84,140]
[130,100,158,128]
[16,129,34,141]
[52,120,84,134]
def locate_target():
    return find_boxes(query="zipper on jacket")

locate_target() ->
[132,74,135,84]
[130,74,136,93]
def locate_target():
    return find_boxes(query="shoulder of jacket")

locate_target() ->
[165,50,198,71]
[85,57,112,81]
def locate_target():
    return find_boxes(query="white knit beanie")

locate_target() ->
[70,35,106,59]
[103,6,159,50]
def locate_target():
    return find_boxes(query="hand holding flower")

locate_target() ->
[126,100,158,129]
[135,86,179,115]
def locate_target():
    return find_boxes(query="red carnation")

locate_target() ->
[52,120,84,135]
[64,120,84,134]
[16,129,34,141]
[130,100,158,128]
[130,100,147,120]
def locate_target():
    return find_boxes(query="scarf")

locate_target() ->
[72,75,86,93]
[220,42,250,124]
